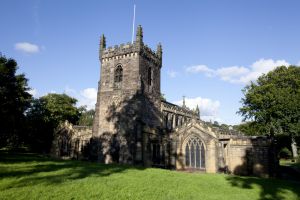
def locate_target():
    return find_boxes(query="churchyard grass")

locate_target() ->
[280,159,300,171]
[0,151,299,200]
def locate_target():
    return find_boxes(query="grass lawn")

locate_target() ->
[280,159,300,171]
[0,152,299,200]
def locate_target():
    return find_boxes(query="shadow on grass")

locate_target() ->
[226,175,300,200]
[0,151,145,190]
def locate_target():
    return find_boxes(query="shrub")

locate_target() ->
[297,150,300,163]
[279,147,292,159]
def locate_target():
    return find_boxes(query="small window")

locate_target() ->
[148,67,152,85]
[114,65,123,83]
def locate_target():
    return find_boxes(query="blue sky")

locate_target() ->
[1,0,300,125]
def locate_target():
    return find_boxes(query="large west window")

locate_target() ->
[185,136,205,169]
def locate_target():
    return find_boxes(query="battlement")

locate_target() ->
[99,25,162,66]
[100,42,162,66]
[161,100,199,118]
[101,42,138,60]
[140,44,162,66]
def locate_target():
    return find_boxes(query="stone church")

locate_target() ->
[52,26,276,177]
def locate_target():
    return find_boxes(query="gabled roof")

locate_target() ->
[171,118,218,139]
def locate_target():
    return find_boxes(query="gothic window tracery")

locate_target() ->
[114,65,123,88]
[114,65,123,83]
[185,136,205,169]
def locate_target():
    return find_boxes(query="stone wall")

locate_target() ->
[171,119,218,173]
[225,137,273,177]
[92,26,163,164]
[93,26,163,138]
[51,121,92,159]
[93,51,140,136]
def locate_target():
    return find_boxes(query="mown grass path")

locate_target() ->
[0,152,299,200]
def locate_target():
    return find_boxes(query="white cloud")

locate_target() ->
[237,59,290,84]
[28,88,38,97]
[173,96,221,122]
[186,58,290,84]
[216,66,249,81]
[297,61,300,66]
[64,86,97,110]
[15,42,40,53]
[79,88,97,109]
[64,86,76,95]
[186,65,215,77]
[167,70,178,78]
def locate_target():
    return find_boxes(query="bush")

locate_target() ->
[279,147,292,159]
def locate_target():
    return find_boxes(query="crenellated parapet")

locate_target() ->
[161,100,199,117]
[99,25,162,67]
[141,44,162,67]
[100,42,162,66]
[161,100,200,130]
[100,42,139,62]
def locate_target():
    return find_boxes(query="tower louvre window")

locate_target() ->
[148,67,152,85]
[114,65,123,83]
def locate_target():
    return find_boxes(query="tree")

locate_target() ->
[0,56,32,148]
[234,122,262,136]
[26,93,81,152]
[39,93,80,125]
[238,66,300,158]
[78,107,95,126]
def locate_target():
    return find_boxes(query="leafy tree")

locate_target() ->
[160,93,166,101]
[78,107,95,126]
[0,55,32,148]
[26,93,80,152]
[238,66,300,158]
[39,93,80,125]
[213,121,219,126]
[234,122,261,136]
[279,147,292,159]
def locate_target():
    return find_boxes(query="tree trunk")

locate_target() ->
[291,136,298,159]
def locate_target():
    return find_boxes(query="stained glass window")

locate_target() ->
[185,136,205,169]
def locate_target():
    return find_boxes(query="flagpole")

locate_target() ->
[131,4,136,44]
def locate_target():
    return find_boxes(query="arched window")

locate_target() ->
[114,65,123,83]
[148,67,152,85]
[185,136,205,169]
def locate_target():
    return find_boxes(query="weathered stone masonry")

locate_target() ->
[52,25,277,177]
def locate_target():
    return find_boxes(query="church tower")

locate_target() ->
[92,26,163,164]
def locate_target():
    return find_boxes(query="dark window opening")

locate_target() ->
[115,65,123,83]
[152,143,160,164]
[148,67,152,85]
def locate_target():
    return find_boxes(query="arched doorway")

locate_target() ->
[185,136,205,170]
